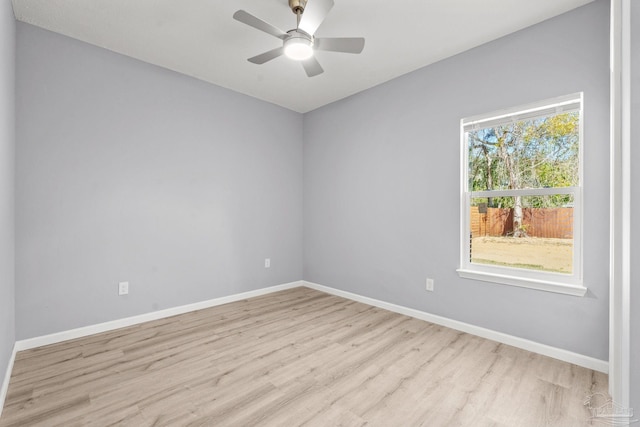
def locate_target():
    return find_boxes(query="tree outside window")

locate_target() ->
[459,94,584,295]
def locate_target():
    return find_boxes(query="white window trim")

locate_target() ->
[458,93,586,297]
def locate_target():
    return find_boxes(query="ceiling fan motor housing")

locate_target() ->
[289,0,307,14]
[284,29,314,60]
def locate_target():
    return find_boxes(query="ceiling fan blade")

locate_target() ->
[315,37,365,54]
[301,56,324,77]
[298,0,334,36]
[233,10,287,40]
[248,47,285,64]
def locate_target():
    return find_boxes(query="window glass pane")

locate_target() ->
[467,112,579,191]
[469,195,574,274]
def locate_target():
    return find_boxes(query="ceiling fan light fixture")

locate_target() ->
[234,0,364,77]
[284,33,314,61]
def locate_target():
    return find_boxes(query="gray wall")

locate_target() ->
[630,0,639,415]
[0,0,15,392]
[9,0,618,374]
[15,24,303,339]
[303,1,610,360]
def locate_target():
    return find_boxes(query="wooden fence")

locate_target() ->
[471,206,573,239]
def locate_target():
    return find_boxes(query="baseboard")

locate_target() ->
[10,279,608,375]
[15,281,303,352]
[302,281,609,373]
[0,343,17,420]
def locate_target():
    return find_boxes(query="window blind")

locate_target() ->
[462,95,581,132]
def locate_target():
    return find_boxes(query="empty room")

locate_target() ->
[0,0,638,425]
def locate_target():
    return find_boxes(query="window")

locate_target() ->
[458,94,585,296]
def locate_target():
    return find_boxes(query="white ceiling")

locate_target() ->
[12,0,594,113]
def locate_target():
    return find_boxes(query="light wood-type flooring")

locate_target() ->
[0,287,608,426]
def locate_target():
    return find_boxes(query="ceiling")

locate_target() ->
[12,0,595,113]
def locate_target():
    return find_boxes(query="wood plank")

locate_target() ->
[0,287,608,426]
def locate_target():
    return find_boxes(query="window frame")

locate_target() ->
[457,93,586,297]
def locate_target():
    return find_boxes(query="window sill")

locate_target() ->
[456,269,587,296]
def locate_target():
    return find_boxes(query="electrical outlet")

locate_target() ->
[265,258,271,268]
[118,281,129,296]
[426,278,434,292]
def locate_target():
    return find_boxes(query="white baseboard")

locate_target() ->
[15,281,303,352]
[8,278,607,383]
[302,281,609,373]
[0,343,17,420]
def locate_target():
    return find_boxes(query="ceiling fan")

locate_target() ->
[233,0,365,77]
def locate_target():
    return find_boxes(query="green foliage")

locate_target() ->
[468,111,579,209]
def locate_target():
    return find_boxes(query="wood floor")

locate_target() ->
[0,287,607,426]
